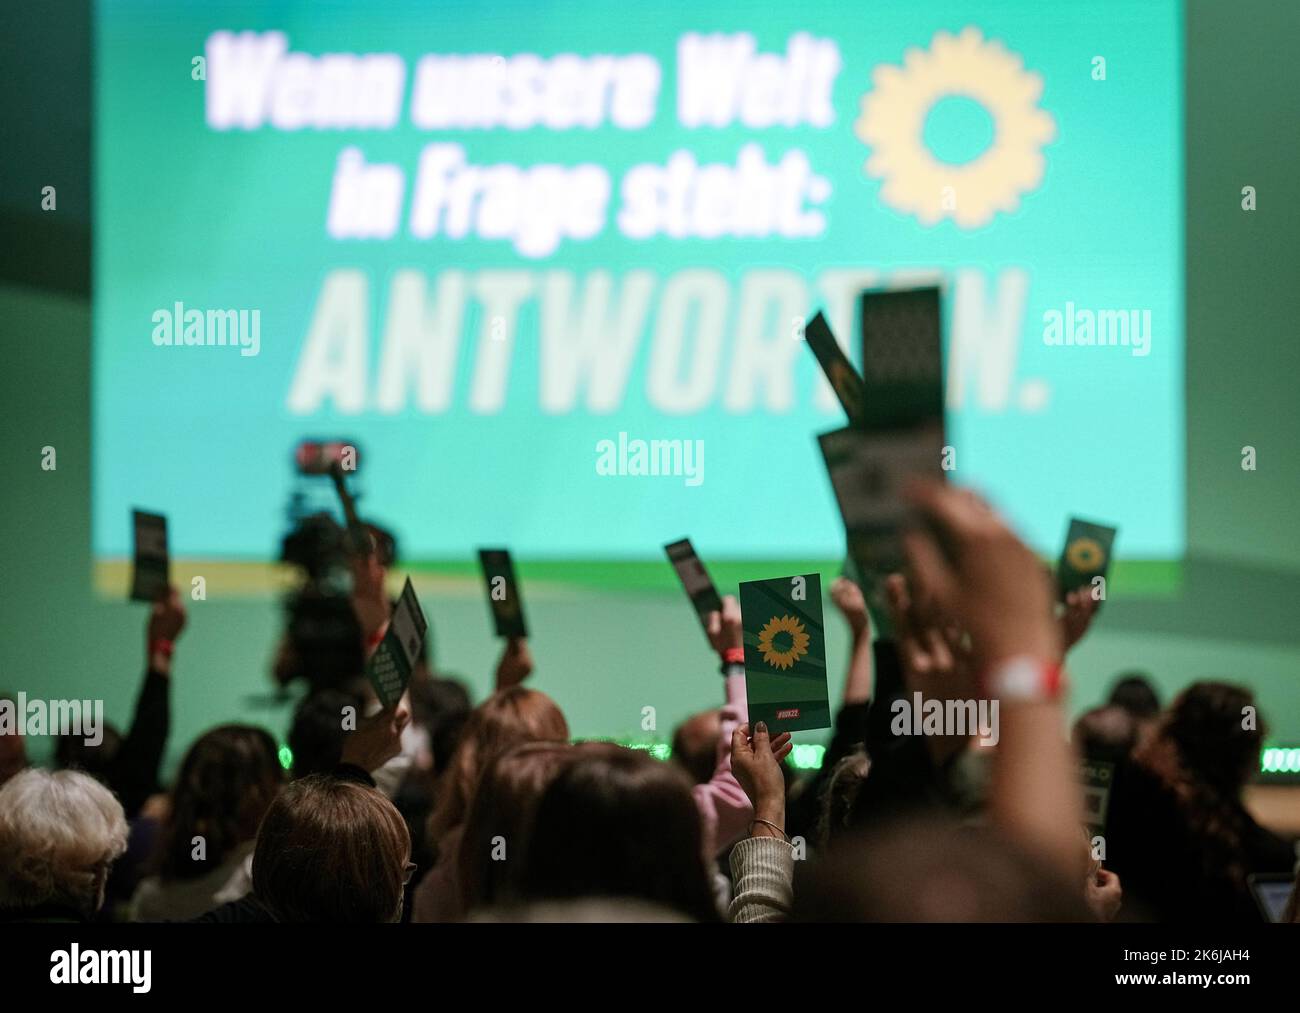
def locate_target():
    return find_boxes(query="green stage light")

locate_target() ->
[1261,747,1300,774]
[790,744,826,771]
[278,744,293,771]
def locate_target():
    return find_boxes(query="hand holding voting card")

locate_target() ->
[663,538,723,631]
[739,574,830,734]
[479,548,528,638]
[130,510,169,602]
[1057,518,1118,601]
[364,577,428,709]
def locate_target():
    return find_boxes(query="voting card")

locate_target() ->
[803,311,867,427]
[817,423,945,586]
[739,573,830,734]
[130,510,170,602]
[1057,518,1118,601]
[859,286,944,431]
[364,577,428,710]
[479,548,528,639]
[664,538,723,631]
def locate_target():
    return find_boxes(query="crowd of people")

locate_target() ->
[1,480,1296,924]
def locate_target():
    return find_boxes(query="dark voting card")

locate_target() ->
[130,510,170,602]
[365,577,428,710]
[859,286,945,431]
[803,311,867,427]
[1057,518,1118,601]
[479,548,528,639]
[664,538,723,631]
[739,573,830,734]
[1080,760,1115,838]
[817,423,945,586]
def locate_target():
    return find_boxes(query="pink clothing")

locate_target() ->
[692,671,752,858]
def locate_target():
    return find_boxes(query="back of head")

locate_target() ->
[429,686,568,844]
[1072,705,1139,765]
[0,768,128,918]
[457,740,574,913]
[793,818,1091,922]
[411,676,472,775]
[671,709,722,785]
[520,743,717,922]
[1108,672,1161,720]
[54,724,124,781]
[289,688,364,778]
[1147,680,1263,795]
[160,724,284,880]
[252,774,410,922]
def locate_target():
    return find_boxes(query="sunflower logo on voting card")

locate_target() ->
[1066,537,1105,572]
[757,615,811,670]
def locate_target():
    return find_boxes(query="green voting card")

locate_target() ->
[1057,518,1118,601]
[739,573,830,734]
[130,509,170,602]
[365,577,428,710]
[664,538,723,633]
[479,548,528,638]
[803,311,866,427]
[817,423,945,586]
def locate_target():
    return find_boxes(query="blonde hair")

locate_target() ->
[0,768,128,916]
[427,687,568,850]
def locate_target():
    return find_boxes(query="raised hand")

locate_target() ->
[902,482,1060,672]
[341,698,411,773]
[1060,588,1100,655]
[830,576,870,638]
[705,594,743,659]
[147,585,187,644]
[495,636,534,690]
[730,722,793,837]
[147,585,187,672]
[1085,867,1123,922]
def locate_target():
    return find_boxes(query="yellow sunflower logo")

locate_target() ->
[1066,537,1105,572]
[828,361,863,420]
[854,27,1056,228]
[757,615,811,671]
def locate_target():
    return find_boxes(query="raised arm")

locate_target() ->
[692,595,752,857]
[727,722,795,923]
[111,586,186,818]
[902,481,1084,884]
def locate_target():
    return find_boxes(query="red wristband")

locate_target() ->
[722,647,746,666]
[984,657,1063,702]
[149,639,174,659]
